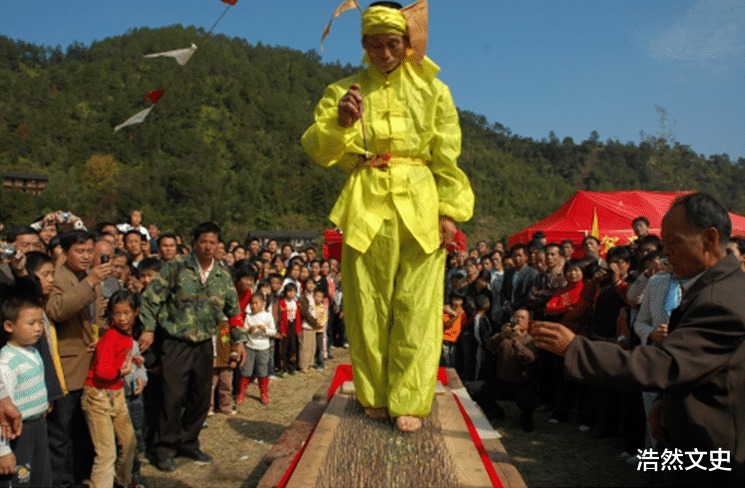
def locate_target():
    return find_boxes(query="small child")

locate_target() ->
[238,294,276,405]
[0,294,52,487]
[441,292,466,368]
[312,288,329,371]
[124,312,149,488]
[210,321,237,414]
[81,290,139,488]
[267,274,285,379]
[136,257,162,291]
[229,262,256,407]
[24,251,66,403]
[277,283,301,376]
[298,278,318,372]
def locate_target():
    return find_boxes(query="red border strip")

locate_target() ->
[276,422,318,488]
[452,393,504,488]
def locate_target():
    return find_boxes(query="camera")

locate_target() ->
[101,255,110,264]
[0,244,16,259]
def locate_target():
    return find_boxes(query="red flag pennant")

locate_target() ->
[144,89,166,104]
[221,0,237,5]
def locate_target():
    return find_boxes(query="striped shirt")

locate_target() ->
[0,344,49,456]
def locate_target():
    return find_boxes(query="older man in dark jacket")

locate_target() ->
[531,192,745,486]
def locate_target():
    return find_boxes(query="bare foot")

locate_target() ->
[364,407,388,420]
[396,415,422,432]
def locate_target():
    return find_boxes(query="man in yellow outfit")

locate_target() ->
[301,1,474,432]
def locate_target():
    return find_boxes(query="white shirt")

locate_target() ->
[243,310,276,351]
[634,272,678,346]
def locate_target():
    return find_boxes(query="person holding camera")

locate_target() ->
[45,230,112,487]
[30,210,85,246]
[467,308,538,432]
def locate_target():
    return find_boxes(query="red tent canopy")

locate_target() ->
[508,190,745,254]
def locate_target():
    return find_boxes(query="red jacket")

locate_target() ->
[85,327,133,390]
[278,298,302,336]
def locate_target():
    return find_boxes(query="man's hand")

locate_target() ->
[9,250,27,278]
[0,397,21,440]
[530,321,576,357]
[337,84,364,128]
[86,262,112,287]
[500,324,514,339]
[439,216,457,249]
[134,377,146,396]
[120,357,133,377]
[649,324,669,343]
[0,452,15,476]
[138,331,154,353]
[235,342,247,367]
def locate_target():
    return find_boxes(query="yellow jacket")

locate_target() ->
[301,56,474,254]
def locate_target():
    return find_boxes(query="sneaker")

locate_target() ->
[547,418,560,425]
[578,424,591,433]
[269,375,278,381]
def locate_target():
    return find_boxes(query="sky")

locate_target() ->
[2,0,744,160]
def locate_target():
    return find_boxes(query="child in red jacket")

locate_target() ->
[277,283,301,376]
[82,290,140,488]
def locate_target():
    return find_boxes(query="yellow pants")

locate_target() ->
[342,211,446,417]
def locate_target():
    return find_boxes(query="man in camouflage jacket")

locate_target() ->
[139,222,246,471]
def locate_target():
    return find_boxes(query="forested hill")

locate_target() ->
[1,25,743,242]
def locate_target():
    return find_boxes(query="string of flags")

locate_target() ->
[113,0,237,133]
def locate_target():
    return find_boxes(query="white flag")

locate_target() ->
[144,43,198,66]
[113,106,154,133]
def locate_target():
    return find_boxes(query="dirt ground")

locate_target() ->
[141,347,652,487]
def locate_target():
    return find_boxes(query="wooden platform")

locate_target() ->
[258,368,526,488]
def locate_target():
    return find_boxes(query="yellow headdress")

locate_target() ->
[321,0,429,64]
[361,6,407,36]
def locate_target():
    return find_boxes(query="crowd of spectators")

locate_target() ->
[1,203,744,485]
[0,209,343,486]
[438,213,744,473]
